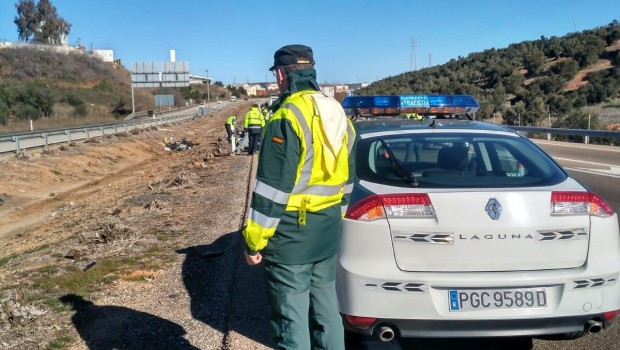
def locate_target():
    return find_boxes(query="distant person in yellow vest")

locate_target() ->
[405,112,423,120]
[243,104,265,155]
[225,114,237,143]
[261,104,270,121]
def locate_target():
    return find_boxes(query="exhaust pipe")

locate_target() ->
[586,319,603,334]
[377,325,396,342]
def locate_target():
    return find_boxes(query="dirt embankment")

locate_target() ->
[0,101,273,350]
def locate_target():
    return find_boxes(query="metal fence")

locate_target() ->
[0,111,201,154]
[2,114,619,155]
[506,125,620,143]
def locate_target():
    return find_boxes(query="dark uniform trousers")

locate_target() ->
[225,123,234,143]
[247,126,262,154]
[264,254,345,350]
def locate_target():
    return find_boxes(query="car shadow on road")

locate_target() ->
[346,335,533,350]
[397,336,534,350]
[176,231,276,348]
[60,294,200,349]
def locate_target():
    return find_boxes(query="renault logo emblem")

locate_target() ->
[485,198,502,220]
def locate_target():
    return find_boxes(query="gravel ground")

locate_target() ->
[0,102,275,350]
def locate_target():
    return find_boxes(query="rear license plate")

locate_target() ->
[449,288,548,311]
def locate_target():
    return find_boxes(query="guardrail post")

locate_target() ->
[100,126,104,136]
[84,128,89,139]
[67,130,72,142]
[43,133,49,149]
[14,135,20,153]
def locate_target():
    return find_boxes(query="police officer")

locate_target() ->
[243,104,265,155]
[242,44,355,350]
[261,103,270,121]
[405,112,423,120]
[225,114,237,143]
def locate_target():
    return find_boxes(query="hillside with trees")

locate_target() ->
[0,0,229,132]
[358,21,620,131]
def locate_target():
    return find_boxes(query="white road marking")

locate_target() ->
[564,167,620,179]
[535,140,620,153]
[555,157,618,167]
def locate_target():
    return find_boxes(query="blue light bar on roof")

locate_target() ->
[341,94,480,116]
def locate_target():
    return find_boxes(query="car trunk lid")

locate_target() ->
[388,190,591,272]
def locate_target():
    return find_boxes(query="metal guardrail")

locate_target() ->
[0,111,203,154]
[124,105,191,120]
[506,125,620,139]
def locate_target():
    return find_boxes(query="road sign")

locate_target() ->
[131,61,190,87]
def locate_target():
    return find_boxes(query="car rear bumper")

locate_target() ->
[343,313,614,338]
[336,217,620,338]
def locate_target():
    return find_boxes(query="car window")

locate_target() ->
[357,132,567,188]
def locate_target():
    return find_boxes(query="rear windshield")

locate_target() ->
[356,132,567,188]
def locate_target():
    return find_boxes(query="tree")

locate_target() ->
[13,80,54,119]
[553,111,599,143]
[522,47,547,77]
[14,0,71,44]
[14,0,37,42]
[0,97,9,126]
[111,99,131,118]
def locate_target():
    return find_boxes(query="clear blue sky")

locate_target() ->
[1,0,618,85]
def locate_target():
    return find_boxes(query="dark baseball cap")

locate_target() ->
[269,44,315,71]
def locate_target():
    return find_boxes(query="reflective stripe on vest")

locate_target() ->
[254,179,290,205]
[248,207,280,230]
[344,183,353,196]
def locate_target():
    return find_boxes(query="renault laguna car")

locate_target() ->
[336,94,620,342]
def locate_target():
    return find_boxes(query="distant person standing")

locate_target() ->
[261,103,270,121]
[243,104,265,155]
[225,114,237,143]
[242,44,356,349]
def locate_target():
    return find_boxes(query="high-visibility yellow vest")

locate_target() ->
[243,91,356,251]
[226,115,236,126]
[244,107,265,128]
[279,93,353,212]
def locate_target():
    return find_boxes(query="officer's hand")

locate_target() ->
[244,249,262,265]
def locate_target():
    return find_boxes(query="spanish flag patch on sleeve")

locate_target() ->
[272,136,284,144]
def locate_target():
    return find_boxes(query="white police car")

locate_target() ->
[337,94,620,342]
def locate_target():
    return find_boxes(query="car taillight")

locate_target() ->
[345,193,435,221]
[551,191,614,217]
[345,195,385,221]
[343,314,376,328]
